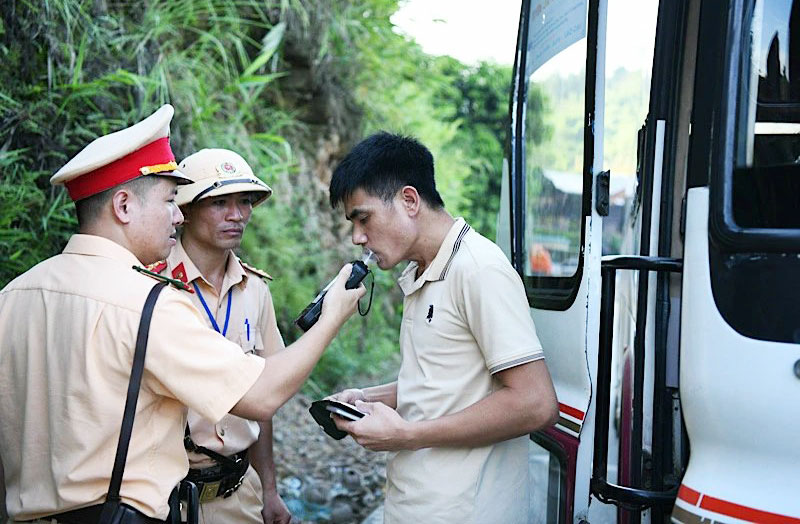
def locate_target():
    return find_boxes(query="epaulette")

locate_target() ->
[132,265,192,291]
[145,260,168,273]
[241,260,273,281]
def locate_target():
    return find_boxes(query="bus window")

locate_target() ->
[602,0,659,255]
[732,0,800,230]
[523,15,587,280]
[710,0,800,343]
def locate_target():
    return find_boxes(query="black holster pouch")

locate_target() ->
[166,481,199,524]
[98,499,163,524]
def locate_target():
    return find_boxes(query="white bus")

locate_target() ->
[498,0,800,522]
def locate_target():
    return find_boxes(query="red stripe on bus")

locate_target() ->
[558,403,585,421]
[679,485,800,523]
[677,484,701,505]
[700,494,800,523]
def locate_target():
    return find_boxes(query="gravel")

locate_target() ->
[272,394,388,524]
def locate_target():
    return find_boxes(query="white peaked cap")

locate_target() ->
[51,104,189,201]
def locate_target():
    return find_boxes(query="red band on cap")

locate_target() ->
[65,137,175,201]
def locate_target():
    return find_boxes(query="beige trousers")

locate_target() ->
[181,465,264,524]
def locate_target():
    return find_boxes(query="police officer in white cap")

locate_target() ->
[153,149,290,523]
[0,106,364,523]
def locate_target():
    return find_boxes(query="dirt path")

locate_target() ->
[272,394,388,523]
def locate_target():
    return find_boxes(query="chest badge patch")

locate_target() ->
[427,304,434,323]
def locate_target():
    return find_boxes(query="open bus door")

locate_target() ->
[498,1,611,521]
[499,0,687,521]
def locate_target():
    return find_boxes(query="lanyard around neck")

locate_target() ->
[191,281,232,336]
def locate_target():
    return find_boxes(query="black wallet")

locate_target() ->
[309,399,366,440]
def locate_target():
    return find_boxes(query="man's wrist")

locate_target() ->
[403,419,421,451]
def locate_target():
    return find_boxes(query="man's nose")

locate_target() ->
[352,228,367,246]
[227,203,244,221]
[173,204,184,226]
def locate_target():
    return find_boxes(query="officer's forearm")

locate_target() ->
[230,315,341,420]
[250,420,278,493]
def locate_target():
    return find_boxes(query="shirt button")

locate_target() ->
[219,428,226,436]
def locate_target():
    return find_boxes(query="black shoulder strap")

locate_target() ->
[105,281,169,504]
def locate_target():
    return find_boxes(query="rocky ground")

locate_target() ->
[272,394,388,524]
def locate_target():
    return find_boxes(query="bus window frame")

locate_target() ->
[510,0,599,311]
[709,0,800,252]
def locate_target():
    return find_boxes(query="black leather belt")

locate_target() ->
[32,503,166,523]
[183,450,249,502]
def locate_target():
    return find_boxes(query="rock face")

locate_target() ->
[272,394,388,523]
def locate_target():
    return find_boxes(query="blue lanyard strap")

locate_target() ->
[191,281,232,336]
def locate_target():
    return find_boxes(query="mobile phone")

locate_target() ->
[325,401,366,421]
[309,399,367,440]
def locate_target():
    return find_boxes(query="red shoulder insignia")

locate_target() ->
[168,262,194,293]
[145,260,168,273]
[132,265,191,292]
[171,262,189,283]
[241,260,273,281]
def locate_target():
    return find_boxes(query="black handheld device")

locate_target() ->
[294,260,370,331]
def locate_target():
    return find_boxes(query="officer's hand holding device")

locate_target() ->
[295,251,375,331]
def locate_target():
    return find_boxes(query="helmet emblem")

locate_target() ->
[217,161,237,176]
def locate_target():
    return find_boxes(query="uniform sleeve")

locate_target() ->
[143,291,265,422]
[461,263,545,374]
[258,284,285,357]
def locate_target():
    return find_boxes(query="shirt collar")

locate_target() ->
[397,218,471,296]
[168,236,248,293]
[62,234,143,267]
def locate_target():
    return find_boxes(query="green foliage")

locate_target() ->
[0,150,76,280]
[0,0,520,393]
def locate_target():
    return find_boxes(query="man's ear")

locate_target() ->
[400,186,421,217]
[110,188,136,225]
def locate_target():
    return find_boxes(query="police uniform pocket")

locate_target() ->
[238,325,261,355]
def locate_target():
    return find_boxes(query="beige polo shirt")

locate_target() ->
[162,237,284,466]
[384,219,544,524]
[0,235,264,520]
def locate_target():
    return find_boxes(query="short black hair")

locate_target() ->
[329,132,445,209]
[75,175,163,228]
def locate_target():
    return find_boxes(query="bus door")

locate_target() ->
[674,0,800,521]
[500,0,609,521]
[499,0,687,521]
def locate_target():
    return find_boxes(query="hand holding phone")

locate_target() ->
[309,399,367,440]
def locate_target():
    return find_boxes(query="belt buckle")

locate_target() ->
[199,480,221,502]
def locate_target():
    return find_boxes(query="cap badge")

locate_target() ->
[217,161,238,177]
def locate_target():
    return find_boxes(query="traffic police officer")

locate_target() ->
[153,149,290,523]
[0,105,364,522]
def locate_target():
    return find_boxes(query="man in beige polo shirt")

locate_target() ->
[327,132,559,523]
[154,149,290,523]
[0,105,364,522]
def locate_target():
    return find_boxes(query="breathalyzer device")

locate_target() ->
[294,251,374,331]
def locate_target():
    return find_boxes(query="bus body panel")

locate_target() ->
[676,187,800,521]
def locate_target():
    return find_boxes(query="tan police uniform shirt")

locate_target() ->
[0,235,265,520]
[384,218,545,524]
[162,237,284,466]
